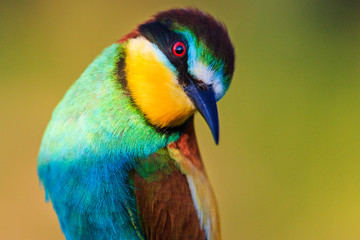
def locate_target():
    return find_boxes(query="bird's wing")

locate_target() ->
[130,119,221,240]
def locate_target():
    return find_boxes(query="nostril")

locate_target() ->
[194,81,208,90]
[182,72,208,90]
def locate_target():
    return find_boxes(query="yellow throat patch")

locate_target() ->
[125,37,195,128]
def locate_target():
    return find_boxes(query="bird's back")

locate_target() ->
[38,44,219,240]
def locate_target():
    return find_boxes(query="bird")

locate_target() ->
[38,8,235,240]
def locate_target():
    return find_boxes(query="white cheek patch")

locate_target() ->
[189,61,224,101]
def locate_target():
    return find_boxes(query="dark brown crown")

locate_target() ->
[153,8,235,80]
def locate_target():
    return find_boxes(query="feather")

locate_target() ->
[132,119,220,240]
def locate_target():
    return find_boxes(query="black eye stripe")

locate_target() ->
[138,21,190,82]
[138,21,188,63]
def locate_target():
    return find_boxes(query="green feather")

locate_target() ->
[38,43,181,240]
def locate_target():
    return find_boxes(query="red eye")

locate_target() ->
[172,42,186,57]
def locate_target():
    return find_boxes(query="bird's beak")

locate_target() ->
[183,80,219,144]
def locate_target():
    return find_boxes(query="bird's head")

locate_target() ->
[121,8,235,143]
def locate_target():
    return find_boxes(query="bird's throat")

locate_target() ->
[125,37,195,128]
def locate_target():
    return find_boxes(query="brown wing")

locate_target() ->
[133,163,205,240]
[130,118,220,240]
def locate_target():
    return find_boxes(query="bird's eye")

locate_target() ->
[172,42,186,57]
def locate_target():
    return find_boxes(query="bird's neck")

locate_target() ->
[40,43,185,167]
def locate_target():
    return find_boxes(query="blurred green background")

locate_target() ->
[1,0,360,239]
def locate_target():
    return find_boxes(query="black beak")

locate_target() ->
[183,80,219,144]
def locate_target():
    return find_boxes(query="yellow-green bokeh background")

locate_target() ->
[1,0,360,239]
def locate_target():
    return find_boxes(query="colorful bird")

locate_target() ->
[38,8,235,240]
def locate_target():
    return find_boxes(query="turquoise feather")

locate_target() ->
[38,43,180,240]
